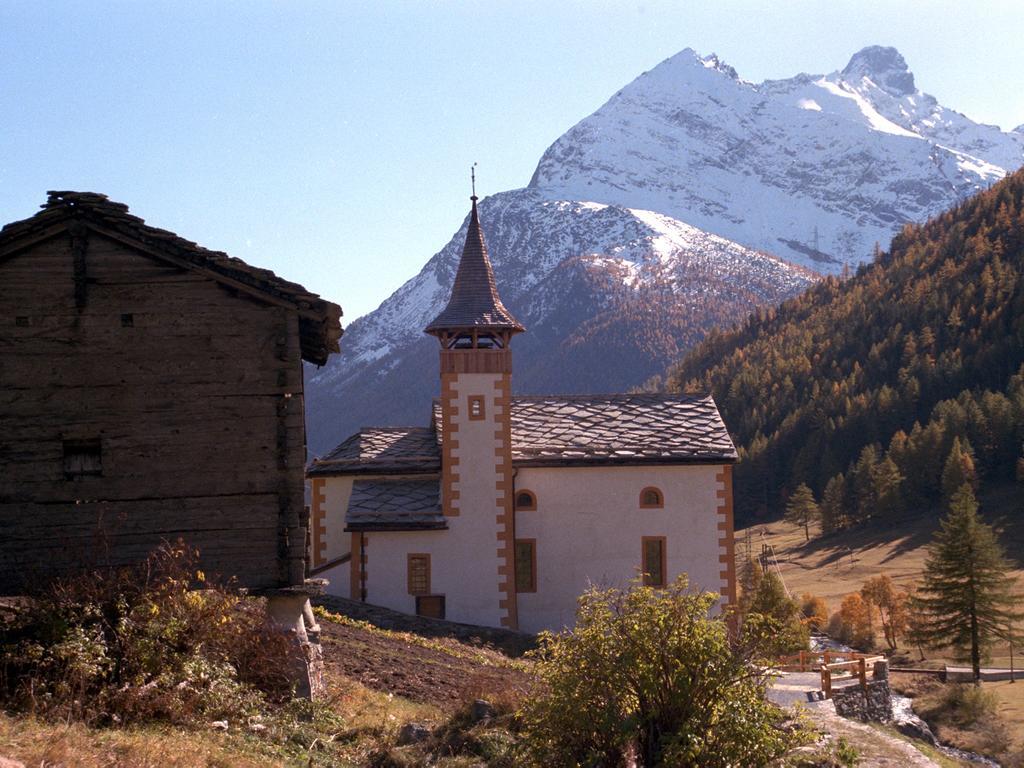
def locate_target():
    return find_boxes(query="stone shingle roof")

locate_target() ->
[345,478,446,531]
[307,427,440,476]
[311,393,735,477]
[423,198,524,335]
[0,191,342,365]
[503,393,737,465]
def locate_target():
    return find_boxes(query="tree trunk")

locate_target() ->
[970,607,981,683]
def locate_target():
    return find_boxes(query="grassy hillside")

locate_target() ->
[745,481,1023,657]
[659,168,1024,524]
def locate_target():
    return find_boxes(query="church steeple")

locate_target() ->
[427,183,522,629]
[424,194,524,344]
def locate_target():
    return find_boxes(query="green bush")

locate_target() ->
[0,541,301,726]
[518,576,800,767]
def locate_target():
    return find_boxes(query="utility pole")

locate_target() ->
[1010,621,1016,683]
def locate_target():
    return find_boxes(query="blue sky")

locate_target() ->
[2,1,1022,321]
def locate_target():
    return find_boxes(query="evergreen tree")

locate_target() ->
[850,445,880,523]
[819,473,847,533]
[941,437,977,502]
[912,485,1019,681]
[741,570,809,656]
[871,456,904,518]
[784,483,819,542]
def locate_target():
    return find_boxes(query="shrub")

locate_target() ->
[518,576,800,767]
[800,593,829,632]
[739,568,810,656]
[0,541,301,726]
[829,593,875,649]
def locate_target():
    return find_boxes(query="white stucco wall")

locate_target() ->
[513,464,729,634]
[317,462,730,632]
[322,477,354,561]
[438,371,509,627]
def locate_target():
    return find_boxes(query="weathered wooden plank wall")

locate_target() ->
[0,229,308,592]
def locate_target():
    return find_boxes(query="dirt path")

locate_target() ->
[316,608,534,710]
[795,701,944,767]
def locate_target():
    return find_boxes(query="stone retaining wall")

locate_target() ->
[832,680,894,721]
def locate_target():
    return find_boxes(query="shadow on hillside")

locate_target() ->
[794,511,937,569]
[756,480,1022,570]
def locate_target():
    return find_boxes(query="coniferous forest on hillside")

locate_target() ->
[659,168,1024,528]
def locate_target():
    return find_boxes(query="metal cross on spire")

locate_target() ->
[471,162,478,201]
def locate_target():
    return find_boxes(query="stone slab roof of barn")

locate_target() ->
[0,191,343,365]
[309,392,736,477]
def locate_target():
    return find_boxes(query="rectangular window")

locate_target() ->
[469,395,485,420]
[415,595,445,619]
[515,539,537,593]
[642,536,666,587]
[63,438,102,478]
[121,313,134,327]
[407,553,431,595]
[15,316,29,327]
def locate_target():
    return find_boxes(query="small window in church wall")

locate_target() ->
[515,539,537,593]
[469,395,486,420]
[515,490,537,511]
[639,487,664,508]
[407,554,431,595]
[641,536,666,587]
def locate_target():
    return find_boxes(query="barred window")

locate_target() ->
[515,490,537,511]
[407,554,431,596]
[640,487,664,508]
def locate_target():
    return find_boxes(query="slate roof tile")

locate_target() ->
[311,393,735,476]
[308,427,440,475]
[345,478,445,531]
[424,198,524,334]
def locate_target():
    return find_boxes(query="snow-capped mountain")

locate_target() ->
[306,45,1023,455]
[531,45,1022,270]
[305,191,812,454]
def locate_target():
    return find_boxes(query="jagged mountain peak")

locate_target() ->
[305,45,1024,455]
[526,44,1022,272]
[841,45,915,96]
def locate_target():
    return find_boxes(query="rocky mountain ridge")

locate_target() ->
[306,45,1023,455]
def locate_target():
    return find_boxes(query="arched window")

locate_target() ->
[639,487,664,509]
[515,489,537,511]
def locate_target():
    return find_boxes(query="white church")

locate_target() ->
[307,195,738,633]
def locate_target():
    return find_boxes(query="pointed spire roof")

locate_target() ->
[424,196,525,336]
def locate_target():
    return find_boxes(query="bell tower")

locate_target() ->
[424,189,524,629]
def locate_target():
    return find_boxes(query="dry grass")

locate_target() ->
[0,677,445,768]
[741,481,1024,665]
[0,714,277,768]
[989,679,1024,754]
[741,482,1023,612]
[749,482,1024,764]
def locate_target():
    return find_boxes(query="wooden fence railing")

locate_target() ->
[774,651,887,699]
[774,650,871,672]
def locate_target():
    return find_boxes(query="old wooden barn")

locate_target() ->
[0,191,343,593]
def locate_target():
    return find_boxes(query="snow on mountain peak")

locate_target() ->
[527,44,1023,272]
[841,45,915,96]
[304,44,1024,454]
[700,53,739,80]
